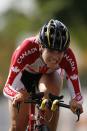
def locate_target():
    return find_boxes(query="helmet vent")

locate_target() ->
[50,27,55,34]
[44,27,47,32]
[50,19,54,24]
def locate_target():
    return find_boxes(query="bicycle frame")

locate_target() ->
[28,104,35,131]
[25,92,49,131]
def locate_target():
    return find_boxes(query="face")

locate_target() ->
[41,48,64,69]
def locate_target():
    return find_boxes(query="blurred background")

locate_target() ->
[0,0,87,131]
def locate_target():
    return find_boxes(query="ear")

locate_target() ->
[39,44,43,52]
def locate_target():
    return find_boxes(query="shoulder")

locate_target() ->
[63,47,76,61]
[11,36,40,63]
[16,36,39,51]
[14,36,40,57]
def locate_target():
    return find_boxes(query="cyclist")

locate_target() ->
[3,19,83,131]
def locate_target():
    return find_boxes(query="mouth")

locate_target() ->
[47,63,58,69]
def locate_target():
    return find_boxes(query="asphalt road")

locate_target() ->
[0,89,87,131]
[0,96,10,131]
[58,89,87,131]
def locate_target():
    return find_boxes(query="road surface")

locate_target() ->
[0,89,87,131]
[58,89,87,131]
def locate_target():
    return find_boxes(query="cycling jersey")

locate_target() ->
[3,37,83,103]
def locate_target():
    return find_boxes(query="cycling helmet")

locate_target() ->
[39,19,70,51]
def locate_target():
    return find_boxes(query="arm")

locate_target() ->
[3,38,39,100]
[65,48,83,103]
[66,74,83,104]
[60,48,83,113]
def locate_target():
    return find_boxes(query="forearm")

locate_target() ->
[3,84,29,101]
[66,76,83,104]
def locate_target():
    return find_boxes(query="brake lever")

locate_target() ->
[76,108,81,122]
[16,102,20,113]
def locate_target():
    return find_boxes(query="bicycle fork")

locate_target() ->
[28,104,36,131]
[27,104,46,131]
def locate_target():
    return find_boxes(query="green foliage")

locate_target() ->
[37,0,71,21]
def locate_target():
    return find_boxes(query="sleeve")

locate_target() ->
[3,39,39,99]
[3,48,23,100]
[60,48,83,104]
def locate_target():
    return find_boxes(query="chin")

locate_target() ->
[48,65,57,69]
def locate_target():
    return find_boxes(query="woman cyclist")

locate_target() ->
[3,19,83,131]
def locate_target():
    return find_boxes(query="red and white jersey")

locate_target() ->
[3,37,83,103]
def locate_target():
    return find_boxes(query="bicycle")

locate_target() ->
[17,92,81,131]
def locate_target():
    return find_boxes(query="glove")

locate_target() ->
[70,99,83,114]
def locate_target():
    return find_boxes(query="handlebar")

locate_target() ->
[16,92,81,122]
[24,92,44,104]
[49,93,81,122]
[16,92,44,112]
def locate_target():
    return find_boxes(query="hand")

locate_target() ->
[12,89,29,106]
[70,99,83,114]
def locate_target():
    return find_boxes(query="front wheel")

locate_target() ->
[35,124,50,131]
[41,125,50,131]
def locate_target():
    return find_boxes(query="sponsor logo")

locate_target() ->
[17,47,37,63]
[64,54,75,71]
[11,66,20,73]
[4,85,16,96]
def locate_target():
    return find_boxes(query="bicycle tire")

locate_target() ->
[35,125,50,131]
[41,125,50,131]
